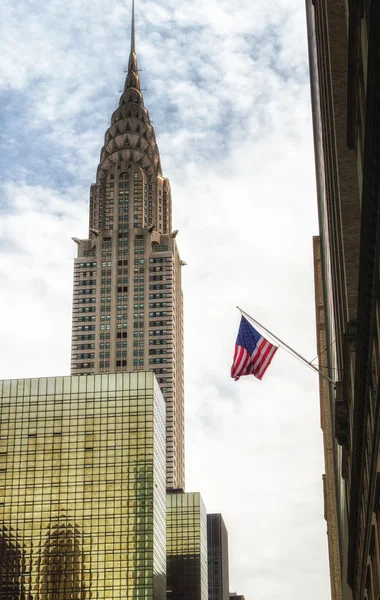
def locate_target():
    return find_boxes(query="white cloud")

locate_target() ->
[0,1,330,599]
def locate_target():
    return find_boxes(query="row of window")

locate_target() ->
[79,281,171,293]
[149,293,170,299]
[149,358,169,364]
[149,303,170,308]
[77,262,97,268]
[74,336,170,347]
[77,297,96,304]
[149,330,170,336]
[79,280,96,286]
[76,316,96,322]
[76,344,95,350]
[149,257,171,264]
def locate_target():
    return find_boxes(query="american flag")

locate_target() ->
[231,316,278,381]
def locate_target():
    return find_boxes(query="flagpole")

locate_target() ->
[236,306,335,384]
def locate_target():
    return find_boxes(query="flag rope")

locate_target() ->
[236,306,335,384]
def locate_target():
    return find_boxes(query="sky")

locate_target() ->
[0,0,330,599]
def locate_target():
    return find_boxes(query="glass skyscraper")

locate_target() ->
[207,514,229,600]
[0,372,166,600]
[166,492,208,600]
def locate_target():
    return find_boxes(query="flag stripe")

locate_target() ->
[256,345,278,379]
[231,346,251,380]
[252,339,274,373]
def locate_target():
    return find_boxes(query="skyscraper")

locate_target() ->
[70,1,184,491]
[0,373,166,600]
[166,491,208,600]
[207,514,229,600]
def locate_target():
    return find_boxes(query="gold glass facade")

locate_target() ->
[0,372,166,600]
[166,492,208,600]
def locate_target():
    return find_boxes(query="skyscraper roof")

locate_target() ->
[95,0,162,186]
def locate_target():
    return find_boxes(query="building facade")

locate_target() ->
[306,1,380,598]
[166,491,208,600]
[207,514,229,600]
[0,372,166,600]
[70,7,184,491]
[313,236,344,600]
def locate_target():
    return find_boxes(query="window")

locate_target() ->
[116,360,127,367]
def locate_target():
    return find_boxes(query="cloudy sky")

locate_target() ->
[0,0,329,598]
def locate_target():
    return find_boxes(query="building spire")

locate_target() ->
[131,0,135,53]
[124,0,140,92]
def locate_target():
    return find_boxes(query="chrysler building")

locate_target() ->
[70,2,184,490]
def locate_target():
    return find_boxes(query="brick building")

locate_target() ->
[306,1,380,598]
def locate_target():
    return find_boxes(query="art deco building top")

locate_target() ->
[96,0,162,188]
